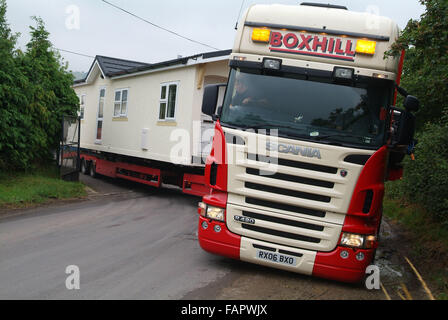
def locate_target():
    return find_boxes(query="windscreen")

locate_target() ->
[220,68,394,149]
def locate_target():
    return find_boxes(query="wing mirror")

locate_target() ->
[403,95,419,112]
[202,84,226,119]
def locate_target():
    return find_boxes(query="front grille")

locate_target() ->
[242,224,321,243]
[227,203,342,252]
[248,153,338,174]
[223,127,370,252]
[246,168,334,189]
[245,182,331,203]
[246,197,326,218]
[243,211,324,231]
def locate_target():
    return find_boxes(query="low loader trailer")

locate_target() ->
[79,149,209,197]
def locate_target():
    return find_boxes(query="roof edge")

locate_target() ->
[73,49,231,84]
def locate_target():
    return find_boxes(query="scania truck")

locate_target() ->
[197,3,418,282]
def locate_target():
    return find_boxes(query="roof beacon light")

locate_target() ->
[252,28,271,43]
[356,39,377,55]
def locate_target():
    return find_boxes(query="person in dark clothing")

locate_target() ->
[230,76,252,108]
[230,73,268,110]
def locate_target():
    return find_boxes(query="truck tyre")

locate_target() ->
[89,162,97,178]
[80,158,88,175]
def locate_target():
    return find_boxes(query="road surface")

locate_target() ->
[0,175,433,300]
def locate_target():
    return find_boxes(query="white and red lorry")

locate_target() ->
[198,2,418,283]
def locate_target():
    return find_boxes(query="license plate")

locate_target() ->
[256,249,297,266]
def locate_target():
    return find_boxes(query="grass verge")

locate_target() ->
[384,182,448,300]
[0,166,86,209]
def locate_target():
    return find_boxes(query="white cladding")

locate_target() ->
[73,58,229,166]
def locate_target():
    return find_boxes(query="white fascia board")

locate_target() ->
[110,55,230,80]
[72,82,89,88]
[74,60,106,87]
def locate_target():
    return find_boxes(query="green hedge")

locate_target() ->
[0,2,78,171]
[397,111,448,226]
[385,0,448,228]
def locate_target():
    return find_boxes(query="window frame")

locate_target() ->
[113,88,129,118]
[158,81,179,121]
[95,87,106,144]
[79,94,86,120]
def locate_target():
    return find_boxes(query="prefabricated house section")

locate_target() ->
[72,50,230,195]
[73,50,230,167]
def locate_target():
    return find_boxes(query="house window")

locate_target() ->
[96,88,106,141]
[114,89,128,117]
[79,94,86,119]
[159,82,178,120]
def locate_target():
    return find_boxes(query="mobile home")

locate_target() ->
[72,50,230,195]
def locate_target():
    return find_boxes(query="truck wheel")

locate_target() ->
[89,162,97,178]
[80,158,88,175]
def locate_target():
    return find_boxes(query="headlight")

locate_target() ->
[263,58,282,70]
[206,206,225,222]
[333,67,354,80]
[340,233,377,249]
[198,202,225,221]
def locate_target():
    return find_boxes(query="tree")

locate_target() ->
[399,108,448,225]
[20,16,79,163]
[0,0,79,170]
[0,0,32,170]
[388,0,448,129]
[387,0,448,225]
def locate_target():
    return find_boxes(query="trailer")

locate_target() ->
[72,51,230,196]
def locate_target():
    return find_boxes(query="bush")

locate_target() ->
[385,0,448,228]
[0,1,78,171]
[399,109,448,226]
[387,0,448,130]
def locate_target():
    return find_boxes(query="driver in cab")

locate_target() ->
[229,73,268,110]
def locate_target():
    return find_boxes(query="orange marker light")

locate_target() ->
[252,28,271,43]
[356,39,377,55]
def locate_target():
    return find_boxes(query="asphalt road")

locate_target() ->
[0,175,433,300]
